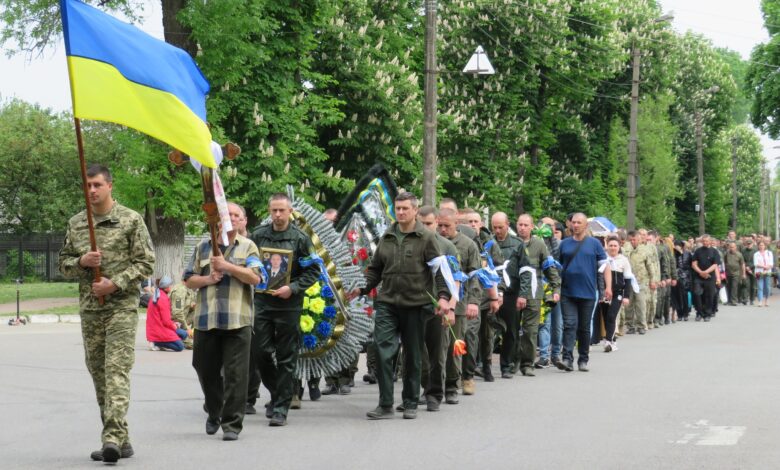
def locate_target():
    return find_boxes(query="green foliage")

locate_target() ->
[0,0,763,239]
[3,249,39,281]
[0,99,82,233]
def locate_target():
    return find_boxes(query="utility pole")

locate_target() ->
[627,45,640,230]
[731,136,738,232]
[422,0,438,206]
[760,169,765,235]
[775,190,778,240]
[695,109,706,236]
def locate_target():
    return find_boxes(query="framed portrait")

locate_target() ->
[259,247,293,293]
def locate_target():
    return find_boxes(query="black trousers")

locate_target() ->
[498,297,520,373]
[193,326,251,434]
[598,298,622,342]
[671,285,690,318]
[420,312,447,402]
[255,306,300,417]
[374,302,430,409]
[693,279,717,318]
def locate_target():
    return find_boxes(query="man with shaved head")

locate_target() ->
[438,207,482,402]
[557,213,611,372]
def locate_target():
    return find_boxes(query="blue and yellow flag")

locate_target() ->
[60,0,216,168]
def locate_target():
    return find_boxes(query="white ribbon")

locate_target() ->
[494,260,511,287]
[428,255,459,302]
[518,266,538,298]
[623,272,641,294]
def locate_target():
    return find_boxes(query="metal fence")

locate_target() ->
[0,234,66,281]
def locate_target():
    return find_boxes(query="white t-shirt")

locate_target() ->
[753,250,774,274]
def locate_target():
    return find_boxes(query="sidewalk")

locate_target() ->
[0,297,77,315]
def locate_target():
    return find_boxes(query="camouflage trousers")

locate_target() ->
[80,308,138,446]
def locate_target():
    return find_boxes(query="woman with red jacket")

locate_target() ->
[146,276,189,351]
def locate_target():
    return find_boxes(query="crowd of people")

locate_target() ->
[59,164,776,463]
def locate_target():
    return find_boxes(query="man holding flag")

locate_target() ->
[58,164,155,463]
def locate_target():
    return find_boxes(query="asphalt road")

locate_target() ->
[1,302,778,470]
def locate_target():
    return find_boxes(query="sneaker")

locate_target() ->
[521,367,535,377]
[626,328,636,335]
[445,393,459,404]
[403,408,418,419]
[366,406,394,420]
[321,384,339,396]
[610,342,619,352]
[148,342,160,351]
[339,384,351,395]
[604,342,612,353]
[577,362,589,372]
[695,315,702,322]
[206,418,220,435]
[462,379,476,395]
[308,384,322,401]
[535,358,551,369]
[638,329,646,335]
[100,443,121,464]
[395,404,406,412]
[90,443,134,461]
[551,356,563,367]
[264,403,274,419]
[501,371,513,379]
[290,395,302,410]
[245,403,257,415]
[556,359,574,372]
[426,399,440,412]
[703,317,711,322]
[223,431,239,441]
[269,412,287,426]
[482,367,495,382]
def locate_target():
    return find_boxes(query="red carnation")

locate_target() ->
[347,230,359,243]
[364,306,374,317]
[357,247,369,261]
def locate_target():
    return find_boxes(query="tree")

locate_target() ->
[0,99,81,233]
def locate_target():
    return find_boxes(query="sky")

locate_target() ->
[0,0,778,160]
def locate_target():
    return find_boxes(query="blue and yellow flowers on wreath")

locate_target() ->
[299,279,340,350]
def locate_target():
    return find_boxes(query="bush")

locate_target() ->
[4,249,40,282]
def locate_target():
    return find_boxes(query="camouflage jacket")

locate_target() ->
[59,202,155,312]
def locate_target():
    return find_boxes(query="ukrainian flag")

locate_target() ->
[60,0,216,168]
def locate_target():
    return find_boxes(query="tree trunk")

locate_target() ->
[147,206,186,279]
[162,0,197,55]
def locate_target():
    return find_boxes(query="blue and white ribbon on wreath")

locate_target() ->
[428,255,459,302]
[299,253,333,285]
[518,266,539,298]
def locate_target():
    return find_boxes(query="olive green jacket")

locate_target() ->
[363,221,450,307]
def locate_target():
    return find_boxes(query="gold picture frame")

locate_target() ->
[259,247,293,293]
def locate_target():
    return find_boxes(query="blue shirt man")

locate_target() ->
[556,213,611,372]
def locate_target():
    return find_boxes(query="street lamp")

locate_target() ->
[421,0,495,206]
[626,12,674,230]
[694,85,719,236]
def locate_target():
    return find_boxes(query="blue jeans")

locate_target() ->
[757,276,772,303]
[538,302,562,360]
[560,296,598,364]
[154,328,188,352]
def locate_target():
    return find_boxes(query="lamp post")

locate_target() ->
[626,12,674,230]
[694,85,719,236]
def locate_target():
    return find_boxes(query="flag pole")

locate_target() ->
[74,117,104,305]
[199,167,222,257]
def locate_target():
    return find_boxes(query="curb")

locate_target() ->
[4,312,147,325]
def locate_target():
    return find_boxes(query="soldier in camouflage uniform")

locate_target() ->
[641,230,661,329]
[462,210,503,383]
[514,215,560,377]
[652,232,674,326]
[58,164,155,463]
[169,280,196,349]
[625,230,656,335]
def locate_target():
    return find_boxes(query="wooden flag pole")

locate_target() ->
[200,167,221,257]
[74,118,104,305]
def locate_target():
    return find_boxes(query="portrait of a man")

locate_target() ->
[260,248,292,292]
